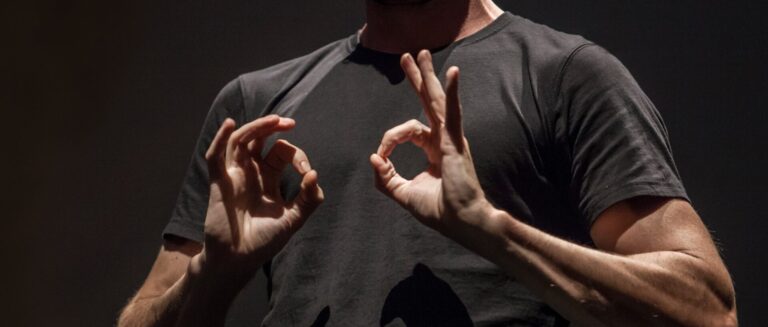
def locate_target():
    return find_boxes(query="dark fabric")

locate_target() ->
[163,78,247,243]
[163,12,687,326]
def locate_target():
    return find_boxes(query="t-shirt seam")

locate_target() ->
[545,43,597,163]
[232,76,247,122]
[456,13,516,49]
[236,75,246,118]
[553,43,597,176]
[553,43,597,100]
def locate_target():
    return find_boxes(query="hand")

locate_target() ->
[198,115,324,279]
[369,50,492,232]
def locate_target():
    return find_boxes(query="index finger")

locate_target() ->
[417,50,447,125]
[401,53,423,96]
[225,115,296,167]
[444,66,464,153]
[205,118,236,179]
[402,52,441,127]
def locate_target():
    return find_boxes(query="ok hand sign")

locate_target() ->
[370,50,493,233]
[201,116,324,278]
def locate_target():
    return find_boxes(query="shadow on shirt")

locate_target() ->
[307,263,471,326]
[310,306,331,327]
[379,263,473,326]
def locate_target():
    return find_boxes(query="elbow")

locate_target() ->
[700,307,737,327]
[684,282,738,326]
[688,284,738,327]
[708,273,738,327]
[713,298,738,327]
[722,310,739,327]
[677,252,738,327]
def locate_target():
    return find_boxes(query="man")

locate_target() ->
[119,0,737,326]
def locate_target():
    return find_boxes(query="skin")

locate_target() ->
[118,116,324,327]
[369,51,737,326]
[118,1,737,326]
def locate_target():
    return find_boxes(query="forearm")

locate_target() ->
[173,253,255,327]
[443,204,736,326]
[119,253,253,327]
[118,273,194,327]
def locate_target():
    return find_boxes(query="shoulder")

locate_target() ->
[239,36,350,89]
[488,14,637,106]
[203,36,352,122]
[558,44,637,98]
[506,14,590,52]
[475,13,617,105]
[508,17,633,94]
[234,36,354,113]
[491,14,596,74]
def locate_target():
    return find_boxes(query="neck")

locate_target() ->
[360,0,504,53]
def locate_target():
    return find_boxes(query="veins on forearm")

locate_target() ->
[480,211,733,326]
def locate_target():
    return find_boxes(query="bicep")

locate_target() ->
[134,237,203,301]
[590,197,718,258]
[590,196,736,312]
[592,196,736,304]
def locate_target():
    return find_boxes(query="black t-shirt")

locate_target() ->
[164,12,687,326]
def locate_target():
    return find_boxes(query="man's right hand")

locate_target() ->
[118,115,322,327]
[194,115,324,280]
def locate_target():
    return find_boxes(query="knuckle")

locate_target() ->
[295,148,308,159]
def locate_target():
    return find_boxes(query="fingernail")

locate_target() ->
[300,160,310,173]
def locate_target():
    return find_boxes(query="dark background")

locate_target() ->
[5,1,767,326]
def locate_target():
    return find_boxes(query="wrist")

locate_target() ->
[443,197,498,237]
[177,252,242,327]
[453,197,498,227]
[441,198,516,259]
[187,251,256,302]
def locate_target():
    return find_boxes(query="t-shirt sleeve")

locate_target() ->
[162,78,246,243]
[558,44,689,226]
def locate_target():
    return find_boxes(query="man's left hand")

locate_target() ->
[370,50,492,232]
